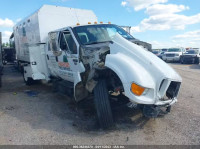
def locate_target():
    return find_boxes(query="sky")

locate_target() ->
[0,0,200,49]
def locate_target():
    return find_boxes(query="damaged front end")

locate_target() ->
[75,33,182,119]
[75,41,125,102]
[143,81,181,118]
[79,42,111,91]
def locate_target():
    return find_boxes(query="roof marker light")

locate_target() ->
[76,23,80,25]
[100,21,103,24]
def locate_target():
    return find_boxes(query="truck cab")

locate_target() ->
[44,24,140,103]
[46,24,136,95]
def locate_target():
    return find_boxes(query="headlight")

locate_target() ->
[131,83,146,96]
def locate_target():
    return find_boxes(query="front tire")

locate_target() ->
[94,79,114,129]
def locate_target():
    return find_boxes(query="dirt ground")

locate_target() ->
[0,63,199,145]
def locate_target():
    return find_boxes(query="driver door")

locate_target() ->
[47,31,74,82]
[61,30,85,85]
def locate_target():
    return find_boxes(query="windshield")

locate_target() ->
[186,50,198,54]
[73,24,134,45]
[168,48,181,52]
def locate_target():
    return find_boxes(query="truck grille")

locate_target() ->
[166,54,175,57]
[166,81,181,99]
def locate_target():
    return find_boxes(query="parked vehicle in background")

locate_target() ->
[158,51,166,59]
[13,5,182,129]
[157,49,168,59]
[180,49,200,64]
[186,47,192,51]
[193,48,200,51]
[2,47,16,64]
[152,50,160,56]
[161,48,168,52]
[162,47,186,62]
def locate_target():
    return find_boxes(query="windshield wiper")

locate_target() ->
[84,41,113,45]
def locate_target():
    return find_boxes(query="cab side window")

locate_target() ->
[59,31,77,54]
[60,33,67,51]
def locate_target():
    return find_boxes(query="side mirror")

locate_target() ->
[53,49,62,56]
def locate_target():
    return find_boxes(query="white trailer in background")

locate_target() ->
[13,5,182,129]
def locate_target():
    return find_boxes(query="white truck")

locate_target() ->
[162,47,186,62]
[14,5,182,128]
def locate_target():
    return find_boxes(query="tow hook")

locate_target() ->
[143,105,171,118]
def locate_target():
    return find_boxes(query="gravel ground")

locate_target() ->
[0,63,199,145]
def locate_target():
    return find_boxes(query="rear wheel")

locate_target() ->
[94,79,114,129]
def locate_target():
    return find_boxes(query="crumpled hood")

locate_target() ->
[107,34,182,87]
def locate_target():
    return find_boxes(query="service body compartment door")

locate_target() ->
[27,44,50,80]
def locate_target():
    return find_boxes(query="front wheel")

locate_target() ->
[94,79,114,129]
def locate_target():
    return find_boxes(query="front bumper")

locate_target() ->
[155,97,177,106]
[123,80,181,106]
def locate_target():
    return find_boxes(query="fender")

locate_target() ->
[105,52,155,89]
